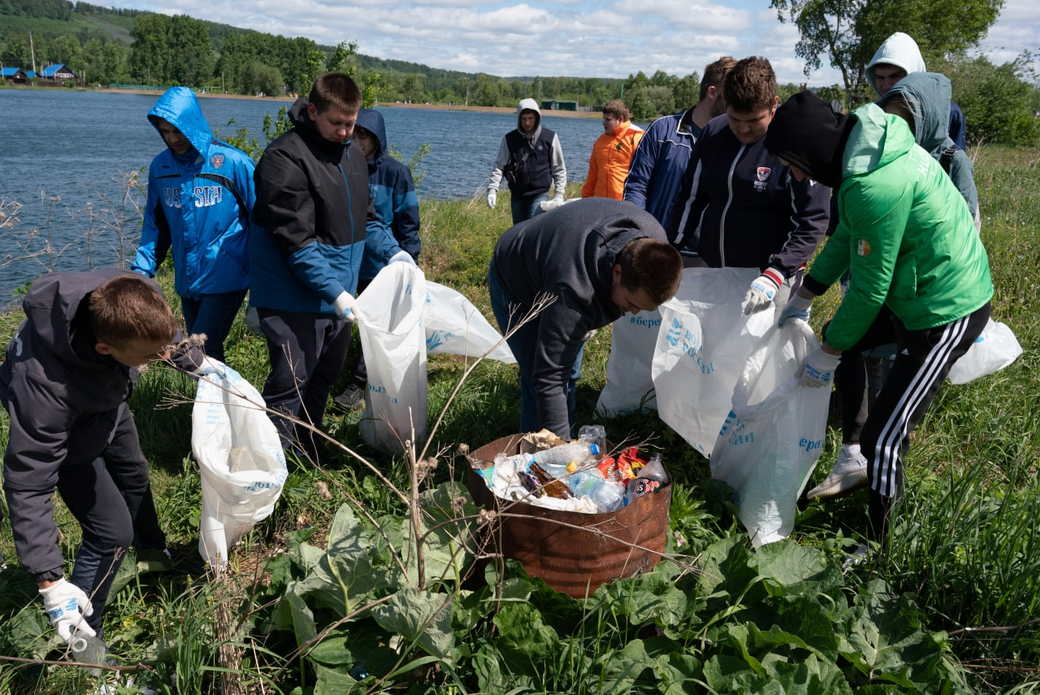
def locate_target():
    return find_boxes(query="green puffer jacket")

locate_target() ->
[808,103,992,351]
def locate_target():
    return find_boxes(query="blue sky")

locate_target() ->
[109,0,1038,85]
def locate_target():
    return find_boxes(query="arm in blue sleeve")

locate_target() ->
[364,197,403,267]
[623,121,660,210]
[392,168,421,261]
[130,175,170,277]
[287,244,348,305]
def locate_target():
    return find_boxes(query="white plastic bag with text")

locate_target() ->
[193,362,287,569]
[596,309,661,415]
[423,281,515,364]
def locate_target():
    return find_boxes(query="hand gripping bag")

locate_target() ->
[651,268,775,456]
[709,320,831,547]
[595,309,662,415]
[423,281,516,364]
[193,361,287,569]
[947,318,1023,385]
[356,263,429,452]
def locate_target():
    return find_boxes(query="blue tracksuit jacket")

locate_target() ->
[131,87,254,298]
[623,108,702,230]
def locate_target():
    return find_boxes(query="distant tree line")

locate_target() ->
[1,0,1037,145]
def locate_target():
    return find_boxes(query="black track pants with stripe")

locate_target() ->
[861,302,991,499]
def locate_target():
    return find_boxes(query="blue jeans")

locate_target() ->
[509,192,548,226]
[487,262,583,435]
[180,290,247,363]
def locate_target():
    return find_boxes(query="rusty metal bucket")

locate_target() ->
[466,434,671,598]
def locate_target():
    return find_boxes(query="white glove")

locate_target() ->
[801,347,842,388]
[389,250,416,266]
[333,291,358,320]
[742,269,784,315]
[39,579,95,645]
[486,189,497,209]
[778,291,813,327]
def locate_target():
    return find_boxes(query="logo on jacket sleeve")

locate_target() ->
[857,239,872,256]
[754,166,771,192]
[210,153,224,169]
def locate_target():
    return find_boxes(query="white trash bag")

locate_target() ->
[356,263,428,452]
[651,268,775,457]
[710,320,830,547]
[193,362,287,569]
[596,309,662,415]
[947,318,1023,385]
[423,281,515,364]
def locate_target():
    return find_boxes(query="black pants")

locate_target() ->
[859,303,991,500]
[61,404,165,636]
[258,308,352,458]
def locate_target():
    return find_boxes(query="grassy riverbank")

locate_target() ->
[0,147,1037,693]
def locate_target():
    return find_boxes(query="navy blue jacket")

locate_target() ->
[131,87,254,298]
[623,108,702,229]
[668,114,830,277]
[250,99,401,313]
[356,109,421,284]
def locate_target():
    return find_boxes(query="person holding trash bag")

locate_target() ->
[487,98,568,224]
[766,91,992,544]
[334,107,422,411]
[131,86,255,364]
[488,198,682,439]
[1,271,210,646]
[668,57,830,312]
[250,73,409,458]
[806,72,983,500]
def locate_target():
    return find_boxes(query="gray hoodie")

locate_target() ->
[877,72,980,226]
[488,98,567,195]
[866,32,927,95]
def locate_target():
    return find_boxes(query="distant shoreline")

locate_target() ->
[1,84,602,118]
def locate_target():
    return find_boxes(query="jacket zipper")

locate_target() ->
[718,144,745,267]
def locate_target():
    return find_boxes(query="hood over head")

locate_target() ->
[148,87,213,155]
[355,108,387,159]
[516,97,542,132]
[876,71,954,156]
[764,90,855,188]
[866,32,927,95]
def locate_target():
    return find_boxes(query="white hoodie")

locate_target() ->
[866,32,927,95]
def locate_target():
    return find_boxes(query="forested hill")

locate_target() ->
[0,0,635,112]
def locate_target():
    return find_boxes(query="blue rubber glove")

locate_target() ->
[801,347,842,388]
[778,291,814,327]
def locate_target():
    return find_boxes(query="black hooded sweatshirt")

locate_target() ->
[0,270,199,579]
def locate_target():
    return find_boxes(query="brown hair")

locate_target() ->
[699,56,737,101]
[616,238,682,304]
[723,57,777,113]
[89,275,177,346]
[309,73,362,114]
[602,99,631,122]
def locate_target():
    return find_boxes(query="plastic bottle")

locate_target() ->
[530,442,600,477]
[591,480,626,513]
[71,633,107,676]
[577,424,606,453]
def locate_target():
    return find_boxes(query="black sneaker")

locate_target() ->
[333,383,365,411]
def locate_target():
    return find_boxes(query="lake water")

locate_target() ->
[0,89,605,300]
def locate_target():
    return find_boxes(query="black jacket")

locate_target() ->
[668,114,830,277]
[491,198,667,436]
[250,99,398,313]
[1,270,199,580]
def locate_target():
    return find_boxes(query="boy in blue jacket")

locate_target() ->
[132,87,255,363]
[335,108,422,409]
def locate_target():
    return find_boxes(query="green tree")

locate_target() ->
[672,72,701,109]
[167,15,214,87]
[770,0,1004,104]
[130,13,170,85]
[328,40,359,77]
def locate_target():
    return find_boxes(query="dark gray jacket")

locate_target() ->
[0,270,197,580]
[491,198,667,435]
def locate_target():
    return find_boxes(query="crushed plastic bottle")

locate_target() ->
[71,633,107,676]
[530,441,600,474]
[636,454,669,484]
[577,424,606,453]
[591,480,626,513]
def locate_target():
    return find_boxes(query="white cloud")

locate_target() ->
[106,0,1039,83]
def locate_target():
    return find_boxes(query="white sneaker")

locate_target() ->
[807,444,868,499]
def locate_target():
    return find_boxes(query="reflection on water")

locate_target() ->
[0,89,606,299]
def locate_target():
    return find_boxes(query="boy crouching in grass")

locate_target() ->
[1,271,206,647]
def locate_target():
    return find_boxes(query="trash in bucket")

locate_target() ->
[466,428,671,598]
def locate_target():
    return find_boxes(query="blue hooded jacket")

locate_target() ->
[131,87,254,298]
[623,108,703,229]
[356,109,421,284]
